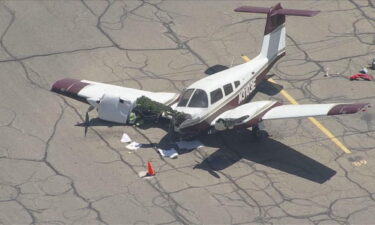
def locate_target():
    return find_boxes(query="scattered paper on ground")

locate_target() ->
[138,171,147,177]
[158,148,178,159]
[126,141,142,150]
[176,140,203,150]
[120,133,131,143]
[138,171,154,179]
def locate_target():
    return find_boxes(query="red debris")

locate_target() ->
[349,73,373,81]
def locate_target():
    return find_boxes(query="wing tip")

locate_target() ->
[327,103,370,115]
[51,78,90,103]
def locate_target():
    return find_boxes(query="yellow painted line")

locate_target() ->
[241,55,352,154]
[268,78,299,105]
[307,117,351,154]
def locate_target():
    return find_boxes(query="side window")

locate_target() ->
[177,89,194,107]
[234,81,240,88]
[223,83,233,96]
[188,89,208,108]
[210,88,223,104]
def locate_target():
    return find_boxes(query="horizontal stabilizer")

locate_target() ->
[234,6,270,14]
[234,6,319,17]
[278,9,319,17]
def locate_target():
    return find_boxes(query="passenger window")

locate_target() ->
[234,81,240,88]
[177,89,194,107]
[210,88,223,104]
[188,89,208,108]
[223,83,233,96]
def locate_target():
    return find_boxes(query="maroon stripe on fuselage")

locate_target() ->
[206,52,285,124]
[51,78,90,103]
[179,52,286,136]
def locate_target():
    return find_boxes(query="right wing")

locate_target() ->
[212,101,369,131]
[262,103,369,120]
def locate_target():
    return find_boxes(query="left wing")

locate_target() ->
[212,101,369,131]
[51,78,179,124]
[51,78,179,105]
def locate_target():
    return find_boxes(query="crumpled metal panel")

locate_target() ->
[98,94,133,124]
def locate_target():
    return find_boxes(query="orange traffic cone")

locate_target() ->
[146,161,155,176]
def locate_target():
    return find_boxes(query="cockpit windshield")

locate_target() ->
[177,88,209,108]
[177,89,194,107]
[188,89,208,108]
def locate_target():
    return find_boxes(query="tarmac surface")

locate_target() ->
[1,0,375,224]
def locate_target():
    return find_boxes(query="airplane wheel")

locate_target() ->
[252,125,263,140]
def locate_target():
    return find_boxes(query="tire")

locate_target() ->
[252,125,263,140]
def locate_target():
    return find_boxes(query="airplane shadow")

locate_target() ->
[205,64,229,75]
[76,112,336,183]
[257,79,283,96]
[75,118,124,128]
[192,129,336,184]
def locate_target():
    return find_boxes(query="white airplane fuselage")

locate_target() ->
[173,53,284,136]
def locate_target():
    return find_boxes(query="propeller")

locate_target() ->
[84,105,95,136]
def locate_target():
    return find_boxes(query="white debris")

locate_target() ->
[120,133,131,143]
[138,171,154,179]
[176,140,203,150]
[157,148,178,159]
[324,67,330,77]
[126,141,142,150]
[138,171,147,178]
[360,67,368,74]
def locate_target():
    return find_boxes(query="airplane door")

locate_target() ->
[97,94,133,124]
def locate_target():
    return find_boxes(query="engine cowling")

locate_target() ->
[97,94,133,124]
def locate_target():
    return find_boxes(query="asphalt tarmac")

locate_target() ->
[1,1,375,224]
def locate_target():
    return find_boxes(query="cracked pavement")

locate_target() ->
[0,0,375,224]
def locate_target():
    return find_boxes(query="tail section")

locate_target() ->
[235,3,319,60]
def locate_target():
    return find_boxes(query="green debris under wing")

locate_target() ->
[132,96,190,127]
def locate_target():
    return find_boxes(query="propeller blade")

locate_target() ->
[84,105,94,137]
[84,111,89,136]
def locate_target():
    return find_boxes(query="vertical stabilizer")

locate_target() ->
[260,3,286,59]
[235,3,319,60]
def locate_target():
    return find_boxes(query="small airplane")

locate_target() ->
[51,3,369,140]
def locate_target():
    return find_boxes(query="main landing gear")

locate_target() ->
[252,124,266,140]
